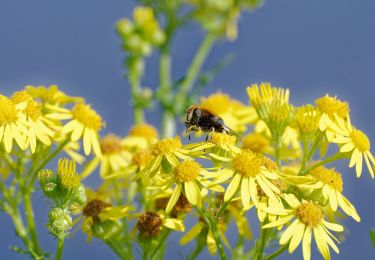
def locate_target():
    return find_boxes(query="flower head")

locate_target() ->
[263,196,344,260]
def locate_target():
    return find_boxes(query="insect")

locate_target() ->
[185,105,233,140]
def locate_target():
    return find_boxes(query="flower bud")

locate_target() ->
[116,18,133,38]
[91,219,121,240]
[48,208,72,237]
[69,184,87,213]
[38,169,57,197]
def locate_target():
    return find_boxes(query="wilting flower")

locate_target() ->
[47,102,104,157]
[263,195,344,260]
[325,114,374,178]
[136,211,184,240]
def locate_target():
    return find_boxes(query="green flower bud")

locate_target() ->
[38,169,57,197]
[116,18,133,38]
[91,219,121,240]
[69,184,87,213]
[48,208,72,237]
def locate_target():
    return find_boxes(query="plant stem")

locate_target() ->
[265,244,288,260]
[128,58,145,125]
[300,152,346,175]
[174,33,216,114]
[272,134,282,167]
[105,239,127,259]
[299,138,309,175]
[24,192,42,254]
[55,238,64,260]
[150,230,171,260]
[254,226,268,260]
[210,222,227,260]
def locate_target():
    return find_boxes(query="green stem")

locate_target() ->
[210,222,227,260]
[105,239,127,259]
[299,138,309,175]
[174,33,216,114]
[128,57,145,125]
[306,132,324,161]
[265,244,288,260]
[272,134,282,167]
[150,230,171,260]
[24,192,41,254]
[55,238,64,260]
[254,226,268,260]
[300,152,346,175]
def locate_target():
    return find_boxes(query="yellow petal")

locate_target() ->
[302,227,312,260]
[180,223,203,245]
[166,185,181,213]
[224,174,241,201]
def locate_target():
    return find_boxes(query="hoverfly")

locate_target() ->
[185,105,235,140]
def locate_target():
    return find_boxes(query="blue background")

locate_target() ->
[1,0,375,259]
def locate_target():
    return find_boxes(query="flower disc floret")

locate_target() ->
[232,150,262,177]
[72,103,103,131]
[174,161,201,182]
[0,96,18,125]
[151,136,182,156]
[137,211,163,239]
[296,202,323,227]
[100,134,123,154]
[315,95,349,118]
[310,167,343,192]
[200,92,230,115]
[83,199,111,222]
[351,129,370,152]
[210,132,236,146]
[242,133,269,153]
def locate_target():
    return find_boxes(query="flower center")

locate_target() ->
[351,129,370,151]
[129,123,158,140]
[137,211,163,239]
[294,105,321,133]
[132,149,154,167]
[100,134,123,154]
[242,133,270,153]
[310,167,343,192]
[151,136,182,156]
[232,150,262,177]
[72,103,103,131]
[200,92,230,115]
[83,199,111,221]
[11,91,42,121]
[0,96,18,125]
[174,160,201,182]
[210,132,236,146]
[296,202,323,227]
[261,157,278,171]
[315,95,349,119]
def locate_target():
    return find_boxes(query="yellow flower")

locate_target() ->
[11,91,55,153]
[81,134,132,179]
[293,105,322,135]
[136,136,193,179]
[122,123,158,151]
[325,114,374,178]
[159,160,225,212]
[300,167,360,222]
[136,211,184,239]
[242,133,270,153]
[247,82,289,110]
[0,95,29,152]
[315,95,349,131]
[263,196,344,260]
[47,102,104,157]
[199,92,255,133]
[223,150,282,208]
[25,84,84,105]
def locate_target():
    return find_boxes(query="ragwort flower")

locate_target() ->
[263,195,344,260]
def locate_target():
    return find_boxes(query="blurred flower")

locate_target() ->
[25,84,84,105]
[315,95,349,131]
